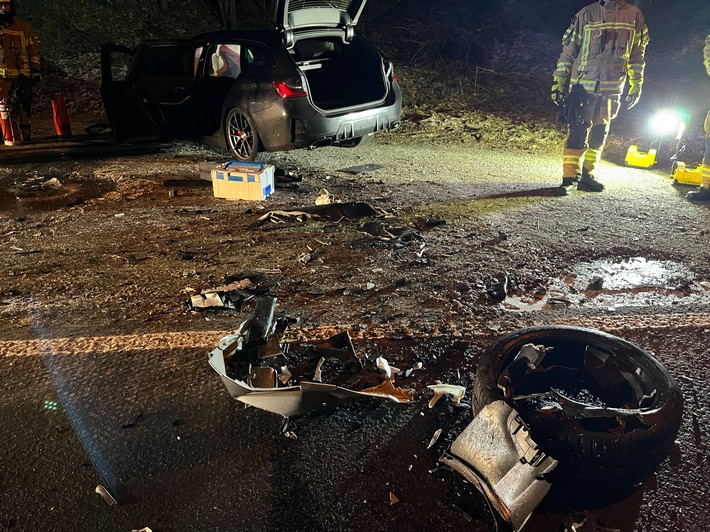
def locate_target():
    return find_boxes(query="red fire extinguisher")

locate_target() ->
[51,90,72,139]
[0,97,22,146]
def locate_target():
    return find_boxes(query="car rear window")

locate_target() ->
[287,0,352,10]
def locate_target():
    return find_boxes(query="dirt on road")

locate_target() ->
[2,113,710,531]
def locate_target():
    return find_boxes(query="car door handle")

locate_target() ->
[173,86,185,94]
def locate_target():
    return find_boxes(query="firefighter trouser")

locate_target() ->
[562,93,621,179]
[702,111,710,188]
[0,76,33,133]
[0,79,21,144]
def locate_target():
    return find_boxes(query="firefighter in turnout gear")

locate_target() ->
[552,0,649,196]
[686,34,710,202]
[0,0,40,146]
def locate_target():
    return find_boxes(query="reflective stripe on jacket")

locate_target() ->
[554,1,648,96]
[704,33,710,78]
[0,18,41,79]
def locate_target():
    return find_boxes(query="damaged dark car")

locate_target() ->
[100,0,402,161]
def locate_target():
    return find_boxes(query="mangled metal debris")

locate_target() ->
[209,296,414,417]
[440,401,558,532]
[257,202,388,226]
[189,278,254,310]
[440,326,683,532]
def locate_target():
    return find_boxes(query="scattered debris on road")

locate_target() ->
[189,278,256,311]
[209,296,415,417]
[439,326,683,532]
[95,484,118,506]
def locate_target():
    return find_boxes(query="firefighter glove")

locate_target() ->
[551,76,569,106]
[626,80,642,109]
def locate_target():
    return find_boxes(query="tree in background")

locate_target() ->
[203,0,274,30]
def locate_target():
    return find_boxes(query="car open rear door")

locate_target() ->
[101,43,161,141]
[101,40,201,141]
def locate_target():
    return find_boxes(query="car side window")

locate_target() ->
[243,43,274,70]
[208,44,242,79]
[193,46,203,77]
[136,44,197,78]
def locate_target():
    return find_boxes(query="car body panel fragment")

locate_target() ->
[439,400,558,532]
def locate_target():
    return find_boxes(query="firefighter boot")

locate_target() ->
[556,176,579,196]
[578,169,605,192]
[687,186,710,202]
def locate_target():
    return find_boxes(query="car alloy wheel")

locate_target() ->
[226,110,259,161]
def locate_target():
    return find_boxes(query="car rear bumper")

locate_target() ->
[256,85,401,151]
[297,100,402,145]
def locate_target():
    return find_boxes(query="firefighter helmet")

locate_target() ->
[0,0,15,25]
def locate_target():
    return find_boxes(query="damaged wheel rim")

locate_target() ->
[444,326,683,531]
[475,326,683,487]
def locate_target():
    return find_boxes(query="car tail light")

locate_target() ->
[392,70,398,83]
[273,81,307,99]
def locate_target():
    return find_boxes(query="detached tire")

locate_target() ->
[473,326,683,488]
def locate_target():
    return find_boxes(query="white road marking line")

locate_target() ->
[0,314,705,358]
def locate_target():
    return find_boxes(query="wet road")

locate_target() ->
[2,130,710,531]
[1,317,708,532]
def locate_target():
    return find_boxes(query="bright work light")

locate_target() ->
[626,108,690,169]
[651,110,684,136]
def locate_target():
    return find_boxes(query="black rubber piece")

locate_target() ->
[473,325,683,488]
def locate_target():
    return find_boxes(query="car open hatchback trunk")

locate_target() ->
[100,0,401,161]
[291,35,390,112]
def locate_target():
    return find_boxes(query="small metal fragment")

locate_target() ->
[427,428,443,449]
[313,357,325,382]
[95,484,118,506]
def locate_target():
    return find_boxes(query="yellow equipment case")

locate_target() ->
[671,161,702,186]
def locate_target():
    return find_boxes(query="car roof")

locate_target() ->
[191,28,283,46]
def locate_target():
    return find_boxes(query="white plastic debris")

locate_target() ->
[427,384,466,408]
[313,357,326,382]
[95,485,118,506]
[376,357,400,380]
[404,362,423,378]
[513,343,551,369]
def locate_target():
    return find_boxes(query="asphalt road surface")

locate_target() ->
[2,126,710,531]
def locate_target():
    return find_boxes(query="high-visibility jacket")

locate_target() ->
[554,1,649,96]
[0,17,40,79]
[705,34,710,136]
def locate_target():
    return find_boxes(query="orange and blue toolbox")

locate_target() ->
[211,161,275,201]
